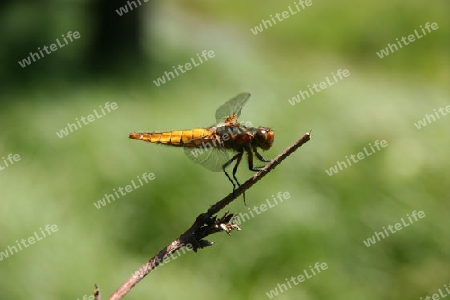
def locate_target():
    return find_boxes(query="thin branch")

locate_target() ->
[107,132,311,300]
[94,284,100,300]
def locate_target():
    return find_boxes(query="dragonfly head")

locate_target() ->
[254,127,274,150]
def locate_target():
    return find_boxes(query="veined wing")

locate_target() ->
[183,136,230,172]
[215,93,251,124]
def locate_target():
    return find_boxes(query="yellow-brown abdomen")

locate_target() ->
[129,128,213,147]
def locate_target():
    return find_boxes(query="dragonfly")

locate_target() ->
[129,92,275,200]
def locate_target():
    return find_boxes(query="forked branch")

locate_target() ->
[107,132,311,300]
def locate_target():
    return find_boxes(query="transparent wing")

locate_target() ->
[215,93,251,123]
[184,143,230,172]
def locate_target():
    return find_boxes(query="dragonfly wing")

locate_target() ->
[184,143,230,172]
[215,93,251,123]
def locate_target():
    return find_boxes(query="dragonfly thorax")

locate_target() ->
[215,125,274,151]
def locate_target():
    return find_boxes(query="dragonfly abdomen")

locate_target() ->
[129,128,213,147]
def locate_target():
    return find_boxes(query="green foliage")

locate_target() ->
[0,1,448,299]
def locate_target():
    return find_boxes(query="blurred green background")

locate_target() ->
[1,1,449,299]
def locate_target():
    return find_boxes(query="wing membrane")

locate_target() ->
[215,93,251,123]
[183,92,251,171]
[184,143,230,172]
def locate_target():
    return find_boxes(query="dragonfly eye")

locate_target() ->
[255,127,274,150]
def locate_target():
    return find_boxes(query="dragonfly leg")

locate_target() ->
[247,147,271,171]
[222,151,243,190]
[222,151,246,204]
[247,147,265,171]
[247,148,256,171]
[253,146,271,162]
[231,151,243,188]
[232,152,246,204]
[222,167,236,191]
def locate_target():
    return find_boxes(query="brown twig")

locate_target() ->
[107,132,311,299]
[94,284,100,300]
